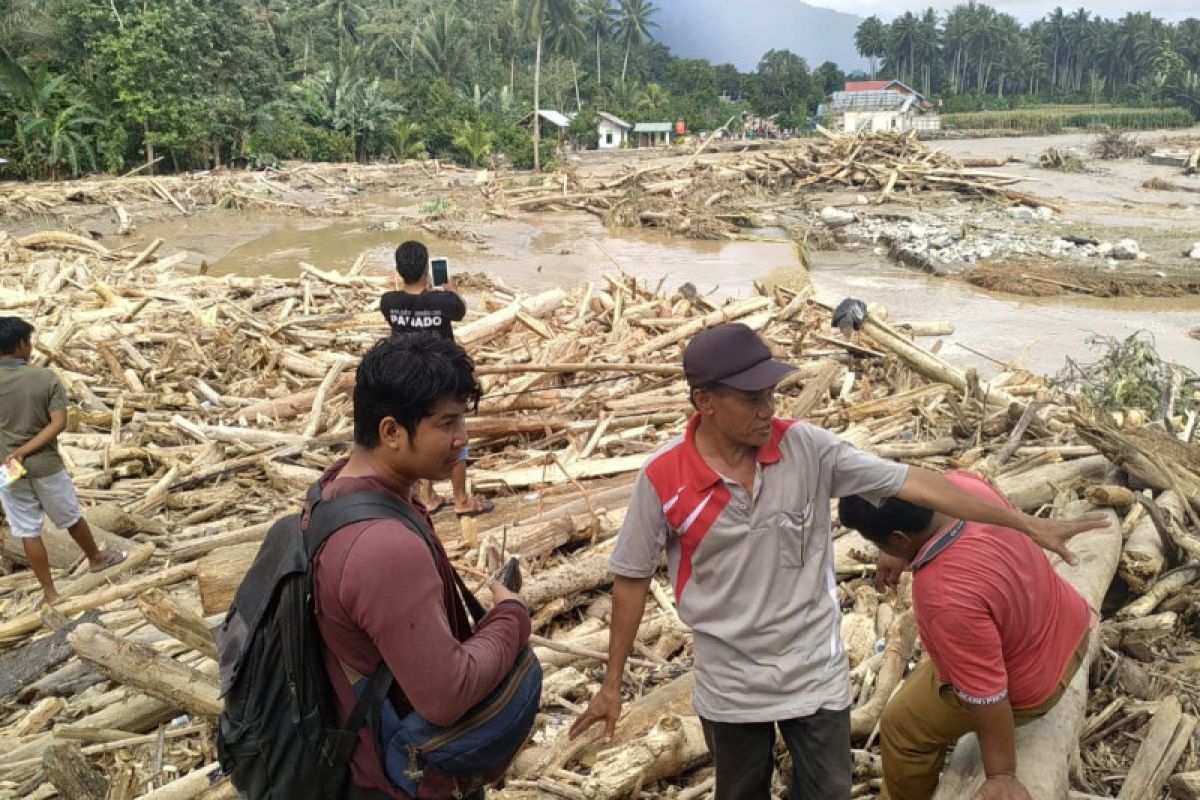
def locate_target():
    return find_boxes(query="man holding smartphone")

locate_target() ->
[381,241,465,341]
[379,241,492,517]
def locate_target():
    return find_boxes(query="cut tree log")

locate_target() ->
[518,671,697,779]
[197,542,261,615]
[633,296,772,357]
[1073,415,1200,512]
[1117,696,1196,800]
[1117,565,1200,621]
[138,762,223,800]
[0,562,198,644]
[457,289,567,348]
[581,714,709,800]
[138,588,219,660]
[67,623,222,717]
[0,610,100,702]
[42,741,108,800]
[993,455,1110,512]
[522,547,616,610]
[472,454,650,490]
[931,504,1121,800]
[851,611,917,740]
[1119,494,1176,593]
[1170,771,1200,799]
[859,313,1015,408]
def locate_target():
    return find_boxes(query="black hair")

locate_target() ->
[688,381,723,410]
[0,317,34,355]
[353,333,481,448]
[838,494,934,546]
[394,240,429,284]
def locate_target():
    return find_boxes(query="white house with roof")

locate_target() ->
[633,122,674,148]
[823,80,940,134]
[596,112,632,150]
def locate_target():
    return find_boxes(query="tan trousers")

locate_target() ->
[879,632,1090,800]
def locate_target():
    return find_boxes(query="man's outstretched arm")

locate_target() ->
[896,467,1108,565]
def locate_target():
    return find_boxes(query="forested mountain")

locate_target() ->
[653,0,865,72]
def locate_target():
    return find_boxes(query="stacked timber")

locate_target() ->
[0,230,1198,799]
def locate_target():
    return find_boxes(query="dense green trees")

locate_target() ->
[0,0,744,178]
[857,4,1200,114]
[1,0,1196,181]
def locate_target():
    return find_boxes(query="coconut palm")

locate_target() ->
[548,8,588,111]
[5,68,100,179]
[453,119,494,166]
[581,0,615,91]
[316,0,369,73]
[854,16,886,81]
[518,0,577,171]
[614,0,658,85]
[414,8,471,80]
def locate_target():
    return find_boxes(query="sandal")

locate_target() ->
[88,549,128,574]
[456,499,495,518]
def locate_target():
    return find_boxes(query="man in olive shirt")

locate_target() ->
[0,317,125,605]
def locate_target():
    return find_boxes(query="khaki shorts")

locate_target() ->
[0,470,83,538]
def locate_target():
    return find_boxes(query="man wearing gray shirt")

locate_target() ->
[571,323,1104,800]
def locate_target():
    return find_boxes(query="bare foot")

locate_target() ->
[37,592,63,608]
[88,549,128,573]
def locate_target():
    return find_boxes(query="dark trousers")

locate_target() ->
[701,707,852,800]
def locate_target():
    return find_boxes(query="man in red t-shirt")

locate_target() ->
[839,472,1092,800]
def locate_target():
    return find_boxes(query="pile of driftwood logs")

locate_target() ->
[495,130,1054,239]
[0,229,1199,800]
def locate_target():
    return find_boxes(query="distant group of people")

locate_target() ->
[2,240,1110,800]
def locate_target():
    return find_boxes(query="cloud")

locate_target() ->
[806,0,1198,23]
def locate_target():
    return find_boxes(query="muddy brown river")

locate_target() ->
[131,208,1199,377]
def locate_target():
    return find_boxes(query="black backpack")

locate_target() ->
[214,484,437,800]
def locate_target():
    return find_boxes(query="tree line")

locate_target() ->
[855,4,1200,112]
[0,0,848,180]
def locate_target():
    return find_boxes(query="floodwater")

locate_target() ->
[131,209,1199,377]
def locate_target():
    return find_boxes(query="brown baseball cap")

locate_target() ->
[683,323,797,391]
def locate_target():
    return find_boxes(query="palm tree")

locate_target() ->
[614,0,658,85]
[4,67,99,179]
[854,16,886,81]
[414,8,471,80]
[887,12,921,86]
[390,117,426,161]
[519,0,576,171]
[316,0,369,74]
[916,8,939,97]
[453,120,495,167]
[637,81,668,113]
[581,0,615,92]
[548,7,589,111]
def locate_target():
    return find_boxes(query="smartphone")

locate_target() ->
[496,557,522,593]
[430,257,450,287]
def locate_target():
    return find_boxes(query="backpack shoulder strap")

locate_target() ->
[305,490,435,561]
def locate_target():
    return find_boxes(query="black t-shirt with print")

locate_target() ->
[380,289,466,341]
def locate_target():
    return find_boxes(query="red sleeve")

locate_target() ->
[337,520,531,726]
[918,592,1009,705]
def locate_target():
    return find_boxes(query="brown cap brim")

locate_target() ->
[717,358,797,392]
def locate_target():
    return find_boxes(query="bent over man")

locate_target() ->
[840,471,1094,800]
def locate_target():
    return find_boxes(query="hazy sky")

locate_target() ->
[806,0,1197,23]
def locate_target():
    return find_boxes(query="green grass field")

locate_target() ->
[941,106,1194,134]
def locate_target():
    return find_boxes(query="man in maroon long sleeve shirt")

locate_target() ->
[312,334,531,799]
